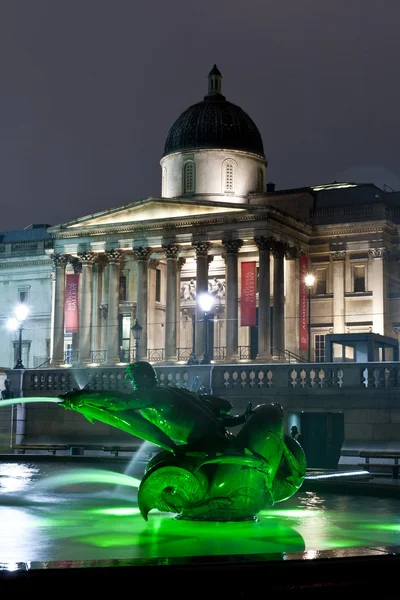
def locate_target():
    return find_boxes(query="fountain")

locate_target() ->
[1,362,400,595]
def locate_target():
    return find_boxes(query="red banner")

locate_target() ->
[241,261,257,326]
[64,274,79,333]
[299,255,309,349]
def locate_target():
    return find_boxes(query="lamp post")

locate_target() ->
[198,292,214,364]
[7,304,29,369]
[304,273,316,362]
[131,319,143,362]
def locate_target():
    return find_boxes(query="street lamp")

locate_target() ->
[131,319,143,361]
[304,273,316,362]
[198,292,214,364]
[7,304,29,369]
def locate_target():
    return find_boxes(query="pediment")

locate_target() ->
[56,198,246,231]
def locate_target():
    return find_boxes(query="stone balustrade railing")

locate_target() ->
[10,362,400,398]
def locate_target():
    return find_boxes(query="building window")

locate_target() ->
[183,162,195,193]
[155,268,161,302]
[315,268,327,295]
[13,340,31,368]
[353,265,366,292]
[315,334,326,362]
[18,286,30,304]
[256,168,264,192]
[119,276,127,301]
[225,162,234,192]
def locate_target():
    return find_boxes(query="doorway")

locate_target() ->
[300,412,344,469]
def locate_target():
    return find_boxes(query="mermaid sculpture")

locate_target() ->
[59,362,306,522]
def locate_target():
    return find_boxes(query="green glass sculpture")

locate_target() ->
[59,362,306,522]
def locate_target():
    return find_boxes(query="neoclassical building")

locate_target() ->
[1,66,400,369]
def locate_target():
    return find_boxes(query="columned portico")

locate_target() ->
[52,254,68,366]
[222,239,243,361]
[272,241,285,356]
[162,242,181,361]
[78,251,95,364]
[106,249,122,365]
[255,236,271,361]
[192,241,210,357]
[133,246,152,360]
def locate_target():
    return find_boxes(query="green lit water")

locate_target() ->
[0,460,400,566]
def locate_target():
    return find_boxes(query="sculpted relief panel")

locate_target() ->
[180,277,226,302]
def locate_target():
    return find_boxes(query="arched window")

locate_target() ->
[257,168,264,192]
[162,167,167,196]
[225,162,234,192]
[183,162,195,194]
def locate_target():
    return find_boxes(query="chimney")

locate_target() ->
[266,181,276,193]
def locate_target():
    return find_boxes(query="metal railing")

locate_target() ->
[148,348,164,362]
[90,350,107,364]
[213,346,226,360]
[64,350,79,365]
[239,346,251,360]
[271,348,308,363]
[178,348,192,362]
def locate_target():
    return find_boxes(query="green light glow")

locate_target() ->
[90,507,142,516]
[259,509,323,518]
[364,523,400,532]
[36,469,140,490]
[0,397,62,408]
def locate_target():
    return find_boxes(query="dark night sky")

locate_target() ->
[1,0,400,230]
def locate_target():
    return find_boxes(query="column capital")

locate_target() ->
[254,236,272,252]
[52,253,69,268]
[369,247,386,259]
[271,239,287,258]
[178,257,186,271]
[285,245,301,260]
[221,239,243,255]
[106,248,123,263]
[192,240,210,257]
[132,246,152,261]
[69,257,82,274]
[78,251,96,265]
[330,250,346,261]
[162,243,181,259]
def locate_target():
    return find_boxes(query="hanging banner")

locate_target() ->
[241,261,257,326]
[299,255,309,349]
[64,274,79,333]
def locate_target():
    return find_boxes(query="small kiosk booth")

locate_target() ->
[325,332,399,363]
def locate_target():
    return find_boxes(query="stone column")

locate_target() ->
[369,248,386,335]
[78,251,95,364]
[100,263,109,353]
[222,239,243,361]
[285,246,300,355]
[192,241,211,357]
[106,249,122,365]
[272,241,286,355]
[331,250,346,334]
[91,262,102,353]
[69,258,82,361]
[133,246,152,360]
[49,272,56,360]
[52,254,68,366]
[162,243,181,361]
[177,257,186,359]
[254,236,271,361]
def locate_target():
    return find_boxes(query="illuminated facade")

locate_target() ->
[1,66,400,371]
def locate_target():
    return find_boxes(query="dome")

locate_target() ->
[163,65,265,159]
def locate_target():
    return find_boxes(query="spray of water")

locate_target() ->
[36,468,141,491]
[0,397,63,408]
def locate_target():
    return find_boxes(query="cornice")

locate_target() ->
[51,207,312,240]
[0,259,53,269]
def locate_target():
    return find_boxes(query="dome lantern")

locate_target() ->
[207,64,224,98]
